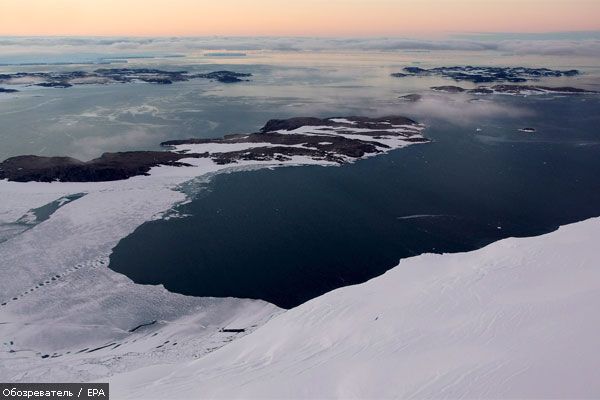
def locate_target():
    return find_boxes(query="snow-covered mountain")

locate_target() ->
[111,217,600,399]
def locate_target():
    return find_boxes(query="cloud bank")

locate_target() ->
[1,35,600,60]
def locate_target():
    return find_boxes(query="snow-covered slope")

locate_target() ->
[111,218,600,399]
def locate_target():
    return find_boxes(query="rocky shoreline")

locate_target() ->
[0,116,428,183]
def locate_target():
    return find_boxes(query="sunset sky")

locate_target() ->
[1,0,599,36]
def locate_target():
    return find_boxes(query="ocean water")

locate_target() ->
[109,94,600,308]
[1,50,599,160]
[2,49,600,309]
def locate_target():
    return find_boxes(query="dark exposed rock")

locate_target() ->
[36,82,72,88]
[215,76,242,83]
[2,116,428,183]
[431,86,466,93]
[403,137,431,143]
[166,116,426,166]
[259,116,417,133]
[211,146,346,165]
[193,71,252,83]
[129,320,158,333]
[0,152,201,183]
[0,87,19,93]
[490,84,594,94]
[428,84,596,96]
[166,131,386,155]
[393,66,581,84]
[401,67,428,75]
[92,68,189,84]
[260,117,332,132]
[399,94,422,102]
[140,78,173,84]
[0,69,252,89]
[467,87,494,94]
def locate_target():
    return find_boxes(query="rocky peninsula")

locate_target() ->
[0,116,428,183]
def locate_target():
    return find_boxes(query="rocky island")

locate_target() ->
[430,84,596,95]
[392,66,580,83]
[0,69,252,89]
[398,93,422,102]
[0,116,427,182]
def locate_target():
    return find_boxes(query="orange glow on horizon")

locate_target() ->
[1,0,599,36]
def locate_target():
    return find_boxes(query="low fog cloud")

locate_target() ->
[1,36,600,58]
[70,129,161,161]
[399,94,534,125]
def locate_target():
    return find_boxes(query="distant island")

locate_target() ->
[204,52,247,57]
[0,116,428,183]
[392,66,580,83]
[398,93,422,102]
[430,84,596,95]
[0,68,252,88]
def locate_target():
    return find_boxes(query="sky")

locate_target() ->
[1,0,599,36]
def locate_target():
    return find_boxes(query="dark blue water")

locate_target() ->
[109,95,600,308]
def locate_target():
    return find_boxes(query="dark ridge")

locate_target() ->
[431,86,466,93]
[259,116,416,133]
[0,152,201,183]
[87,343,117,353]
[0,88,18,93]
[402,67,428,75]
[128,320,158,333]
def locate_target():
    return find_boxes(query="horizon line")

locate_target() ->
[1,30,600,39]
